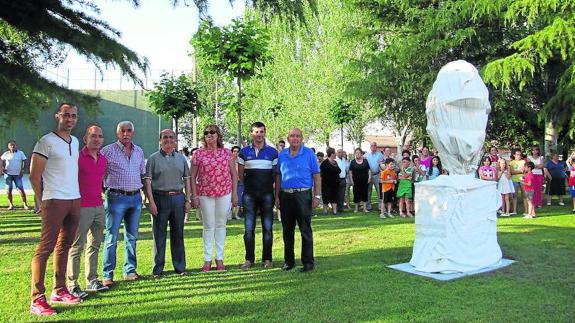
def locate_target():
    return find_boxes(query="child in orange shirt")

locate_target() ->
[379,159,397,218]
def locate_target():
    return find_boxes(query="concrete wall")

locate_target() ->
[0,98,171,172]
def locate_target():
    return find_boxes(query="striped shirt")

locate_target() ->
[238,144,278,193]
[101,141,145,191]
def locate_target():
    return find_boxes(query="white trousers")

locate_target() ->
[199,194,231,261]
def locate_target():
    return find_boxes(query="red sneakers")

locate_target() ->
[215,260,225,271]
[30,295,56,316]
[201,261,212,272]
[50,288,81,305]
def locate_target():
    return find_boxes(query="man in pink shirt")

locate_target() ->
[66,125,108,299]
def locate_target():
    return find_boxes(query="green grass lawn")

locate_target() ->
[1,195,574,322]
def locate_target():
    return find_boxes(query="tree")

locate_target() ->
[329,99,356,149]
[146,73,200,141]
[0,0,148,120]
[354,0,573,154]
[241,0,367,146]
[191,18,270,145]
[0,0,313,123]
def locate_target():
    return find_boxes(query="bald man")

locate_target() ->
[275,129,321,273]
[67,125,108,299]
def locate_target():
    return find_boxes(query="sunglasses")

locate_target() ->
[204,130,217,136]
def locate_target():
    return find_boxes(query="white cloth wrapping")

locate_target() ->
[425,60,491,175]
[410,175,502,273]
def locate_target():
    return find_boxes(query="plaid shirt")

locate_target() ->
[101,141,145,191]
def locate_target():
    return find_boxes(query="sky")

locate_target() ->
[62,0,245,85]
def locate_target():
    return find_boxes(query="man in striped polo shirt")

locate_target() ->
[238,122,278,270]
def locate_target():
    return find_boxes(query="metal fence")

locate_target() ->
[41,66,194,92]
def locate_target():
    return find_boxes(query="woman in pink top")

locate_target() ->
[419,146,432,169]
[191,125,238,272]
[528,146,545,208]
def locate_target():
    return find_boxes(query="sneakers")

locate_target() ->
[500,213,510,217]
[523,214,534,219]
[509,212,517,216]
[559,202,565,206]
[50,288,81,305]
[123,272,141,281]
[85,280,109,292]
[215,260,225,271]
[263,260,273,269]
[69,286,88,299]
[240,261,253,270]
[30,295,56,316]
[201,261,212,272]
[379,212,386,219]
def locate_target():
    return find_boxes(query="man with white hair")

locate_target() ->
[101,121,146,287]
[365,142,383,211]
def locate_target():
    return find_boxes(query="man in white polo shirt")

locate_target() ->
[1,140,30,210]
[29,103,82,316]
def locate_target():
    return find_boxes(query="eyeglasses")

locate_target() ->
[162,135,175,139]
[204,130,216,136]
[59,113,78,119]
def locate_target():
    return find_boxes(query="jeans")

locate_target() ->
[367,174,381,209]
[280,190,314,267]
[152,193,186,275]
[102,191,142,280]
[237,182,244,208]
[199,194,231,261]
[5,174,24,190]
[243,191,274,263]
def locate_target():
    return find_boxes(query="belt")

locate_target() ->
[108,188,140,196]
[153,190,183,196]
[281,188,311,193]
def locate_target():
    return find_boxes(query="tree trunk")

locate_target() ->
[544,114,557,157]
[340,126,344,149]
[173,116,179,150]
[237,77,242,146]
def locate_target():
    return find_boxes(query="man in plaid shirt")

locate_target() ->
[100,121,146,287]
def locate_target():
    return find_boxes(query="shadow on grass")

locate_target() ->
[3,210,575,322]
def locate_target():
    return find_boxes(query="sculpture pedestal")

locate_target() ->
[409,175,502,273]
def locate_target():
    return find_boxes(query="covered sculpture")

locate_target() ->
[409,60,502,273]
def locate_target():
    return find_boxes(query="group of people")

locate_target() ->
[478,146,575,219]
[317,144,446,218]
[28,103,320,317]
[19,102,575,317]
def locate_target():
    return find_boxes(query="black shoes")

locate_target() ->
[282,263,314,272]
[281,263,295,271]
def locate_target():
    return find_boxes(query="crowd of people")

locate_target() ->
[314,143,575,220]
[9,103,574,317]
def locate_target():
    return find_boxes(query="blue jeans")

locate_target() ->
[102,191,142,280]
[237,182,244,208]
[5,174,24,190]
[243,191,274,262]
